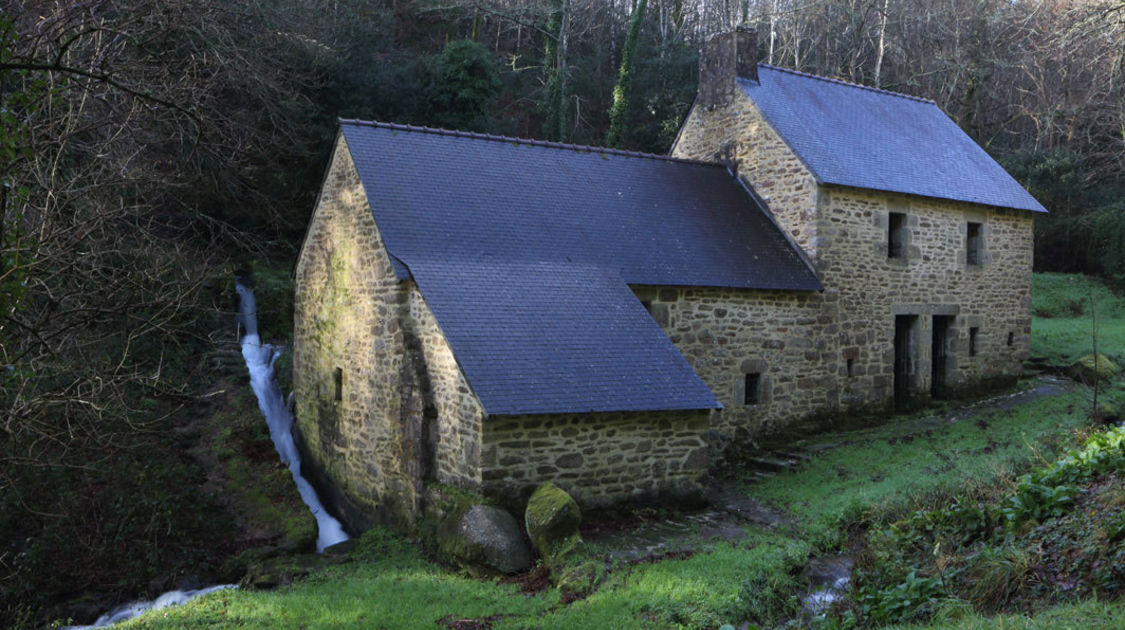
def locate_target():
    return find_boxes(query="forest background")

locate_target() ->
[0,0,1123,625]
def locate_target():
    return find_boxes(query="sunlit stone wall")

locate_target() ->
[669,89,1034,445]
[481,410,711,509]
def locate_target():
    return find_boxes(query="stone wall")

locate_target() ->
[667,90,1035,444]
[294,136,417,524]
[632,286,832,443]
[480,410,711,509]
[293,137,484,526]
[673,93,820,258]
[408,286,486,491]
[819,187,1033,397]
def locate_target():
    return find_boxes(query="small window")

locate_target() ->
[1007,331,1014,346]
[846,358,855,377]
[744,373,762,406]
[888,212,907,259]
[969,327,979,357]
[333,367,343,402]
[966,222,983,265]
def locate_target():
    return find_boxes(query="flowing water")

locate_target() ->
[235,279,348,553]
[800,555,853,619]
[64,280,348,628]
[64,585,237,629]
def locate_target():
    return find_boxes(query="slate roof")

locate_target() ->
[338,120,819,415]
[340,121,821,290]
[740,65,1047,213]
[408,260,720,414]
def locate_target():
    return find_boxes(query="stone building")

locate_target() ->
[292,29,1044,527]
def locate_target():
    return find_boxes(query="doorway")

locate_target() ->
[894,315,918,410]
[931,315,953,399]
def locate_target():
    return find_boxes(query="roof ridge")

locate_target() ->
[757,63,935,105]
[337,118,720,166]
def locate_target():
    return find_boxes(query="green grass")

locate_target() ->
[1032,273,1125,320]
[750,389,1093,545]
[119,530,558,628]
[527,533,807,629]
[889,598,1125,629]
[1031,273,1125,367]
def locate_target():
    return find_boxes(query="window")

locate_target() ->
[846,358,855,377]
[744,373,762,405]
[333,367,343,402]
[966,222,983,265]
[888,212,907,259]
[969,327,979,357]
[1007,331,1014,346]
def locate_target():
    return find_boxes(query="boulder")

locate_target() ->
[1070,354,1120,383]
[555,561,598,598]
[439,504,531,575]
[524,483,582,567]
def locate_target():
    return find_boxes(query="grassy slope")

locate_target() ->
[752,390,1092,542]
[1030,273,1125,367]
[116,273,1125,629]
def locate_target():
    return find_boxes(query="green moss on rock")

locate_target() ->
[525,483,582,567]
[1070,354,1120,383]
[555,561,598,598]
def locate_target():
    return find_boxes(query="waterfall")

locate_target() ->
[236,279,349,553]
[64,279,349,629]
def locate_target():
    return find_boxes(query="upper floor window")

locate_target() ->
[888,212,907,259]
[966,222,983,265]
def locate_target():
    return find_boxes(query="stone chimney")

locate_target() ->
[698,27,758,110]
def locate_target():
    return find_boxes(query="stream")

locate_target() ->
[64,281,347,628]
[235,279,348,553]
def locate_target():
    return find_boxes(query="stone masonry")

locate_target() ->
[295,46,1037,526]
[670,84,1033,443]
[482,410,710,509]
[294,137,424,525]
[294,138,712,526]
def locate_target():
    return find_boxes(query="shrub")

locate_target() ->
[855,570,949,626]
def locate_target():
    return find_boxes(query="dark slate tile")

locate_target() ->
[340,121,823,291]
[406,260,720,415]
[740,66,1046,213]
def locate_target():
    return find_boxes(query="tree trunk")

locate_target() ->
[542,0,571,142]
[873,0,888,86]
[606,0,648,148]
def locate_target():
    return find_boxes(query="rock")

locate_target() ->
[524,483,582,567]
[440,504,531,575]
[1070,354,1119,383]
[555,561,598,598]
[239,552,346,590]
[322,538,357,556]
